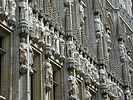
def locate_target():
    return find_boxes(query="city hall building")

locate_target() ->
[0,0,133,100]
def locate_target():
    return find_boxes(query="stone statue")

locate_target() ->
[105,29,111,51]
[85,57,92,84]
[46,59,53,85]
[19,37,34,67]
[44,22,51,47]
[54,31,60,55]
[94,13,102,32]
[38,18,45,47]
[79,2,85,24]
[19,1,28,20]
[99,66,107,84]
[125,88,132,100]
[50,27,55,51]
[9,0,16,19]
[28,4,33,29]
[118,40,126,60]
[33,18,40,43]
[68,72,79,99]
[59,35,65,57]
[29,44,34,66]
[90,61,99,84]
[79,50,85,74]
[85,86,92,100]
[117,85,124,100]
[19,37,28,67]
[106,77,117,96]
[66,38,76,58]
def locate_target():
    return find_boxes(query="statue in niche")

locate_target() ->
[117,85,124,100]
[94,12,102,32]
[33,18,39,43]
[9,0,16,20]
[126,50,132,65]
[105,28,111,51]
[38,18,45,47]
[118,40,126,61]
[19,1,28,20]
[79,50,85,74]
[28,3,33,29]
[44,22,51,47]
[68,72,79,99]
[54,31,60,55]
[29,43,34,67]
[125,88,132,100]
[79,2,85,24]
[90,61,99,84]
[46,59,53,86]
[106,77,117,95]
[19,37,28,67]
[85,86,92,100]
[85,57,92,83]
[59,35,65,57]
[73,47,81,71]
[99,66,107,84]
[66,38,76,58]
[50,26,55,51]
[19,37,34,67]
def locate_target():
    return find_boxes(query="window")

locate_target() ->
[0,54,1,93]
[0,36,2,93]
[51,62,62,100]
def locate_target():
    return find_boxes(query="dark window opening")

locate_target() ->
[53,71,58,100]
[0,54,1,93]
[0,37,2,48]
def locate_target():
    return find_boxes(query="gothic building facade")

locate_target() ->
[0,0,133,100]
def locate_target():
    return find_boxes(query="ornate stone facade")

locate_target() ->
[0,0,133,100]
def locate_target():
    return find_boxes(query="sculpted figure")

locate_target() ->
[125,88,132,100]
[66,38,76,58]
[28,4,33,28]
[19,1,28,20]
[44,22,51,47]
[79,2,85,24]
[9,0,16,19]
[33,18,40,42]
[59,35,65,57]
[99,66,107,84]
[117,85,124,100]
[68,72,79,99]
[29,44,34,66]
[50,27,55,51]
[85,87,92,100]
[94,13,102,32]
[118,40,126,60]
[38,18,45,47]
[19,37,28,67]
[79,50,85,74]
[55,31,60,55]
[19,37,34,67]
[90,61,99,83]
[46,59,53,85]
[105,29,111,50]
[107,77,117,95]
[85,57,92,83]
